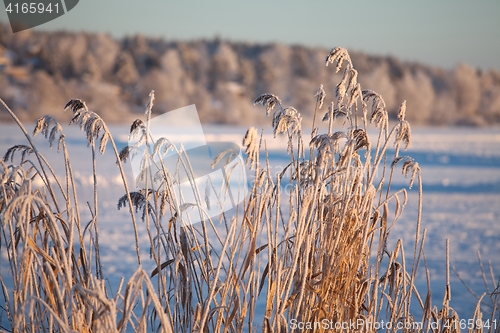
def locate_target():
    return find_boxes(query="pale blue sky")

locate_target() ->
[1,0,499,70]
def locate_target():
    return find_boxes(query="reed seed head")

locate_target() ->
[254,93,283,116]
[325,47,353,72]
[243,127,259,170]
[315,84,326,110]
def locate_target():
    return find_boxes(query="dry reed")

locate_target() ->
[0,47,498,333]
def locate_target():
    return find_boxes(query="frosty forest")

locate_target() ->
[1,24,500,126]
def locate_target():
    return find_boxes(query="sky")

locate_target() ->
[1,0,499,70]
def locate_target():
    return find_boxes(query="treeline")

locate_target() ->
[1,24,500,126]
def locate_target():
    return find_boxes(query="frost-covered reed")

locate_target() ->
[1,47,498,333]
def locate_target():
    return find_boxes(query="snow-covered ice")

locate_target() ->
[1,123,499,319]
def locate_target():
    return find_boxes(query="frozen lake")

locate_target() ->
[1,123,499,321]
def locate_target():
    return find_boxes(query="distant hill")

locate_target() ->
[1,24,499,126]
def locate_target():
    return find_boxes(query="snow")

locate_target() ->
[1,123,499,319]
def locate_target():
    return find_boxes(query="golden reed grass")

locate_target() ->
[1,47,498,332]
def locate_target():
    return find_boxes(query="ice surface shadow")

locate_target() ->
[266,179,500,194]
[387,149,500,168]
[112,130,499,169]
[261,149,500,194]
[392,181,500,194]
[262,149,500,168]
